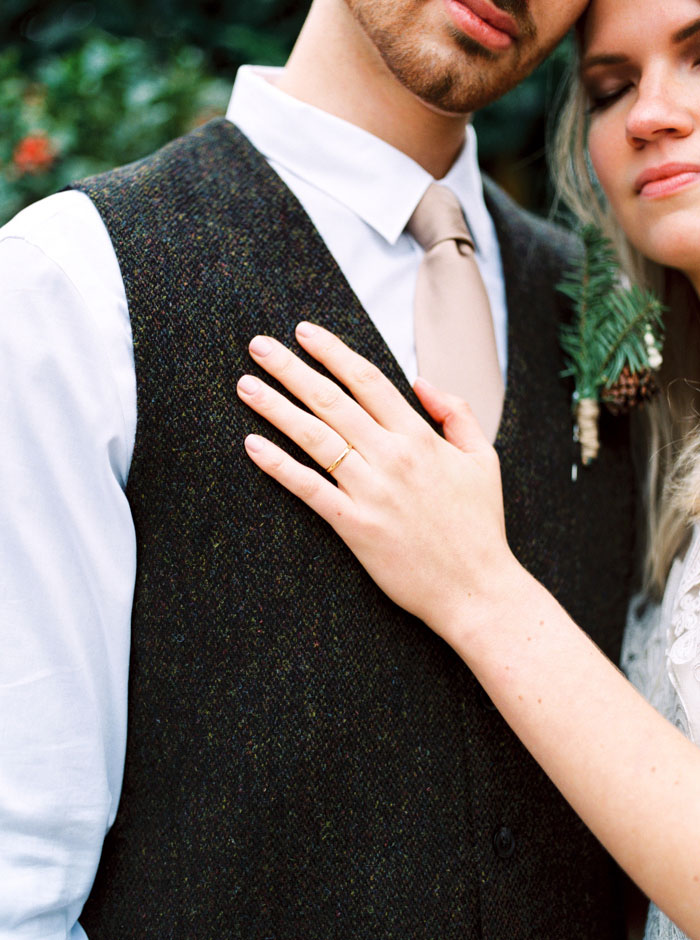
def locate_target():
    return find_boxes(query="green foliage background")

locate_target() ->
[0,0,573,226]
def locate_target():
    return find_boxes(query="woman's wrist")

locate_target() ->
[429,550,537,655]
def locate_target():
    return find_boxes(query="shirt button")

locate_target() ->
[493,826,516,859]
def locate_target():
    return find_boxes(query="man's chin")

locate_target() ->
[421,98,474,120]
[374,26,530,116]
[408,65,523,116]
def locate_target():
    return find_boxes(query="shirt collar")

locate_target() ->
[228,65,491,252]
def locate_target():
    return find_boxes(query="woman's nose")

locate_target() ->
[626,78,694,147]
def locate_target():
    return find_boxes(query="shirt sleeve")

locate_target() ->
[0,221,135,938]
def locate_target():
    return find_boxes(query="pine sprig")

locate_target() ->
[559,227,620,400]
[558,226,665,464]
[598,288,664,383]
[559,226,664,404]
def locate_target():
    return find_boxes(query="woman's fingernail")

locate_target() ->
[296,321,317,338]
[245,434,265,453]
[238,375,260,395]
[249,336,273,356]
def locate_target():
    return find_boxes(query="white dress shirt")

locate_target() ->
[0,66,507,938]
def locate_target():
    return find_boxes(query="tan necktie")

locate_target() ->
[408,183,504,442]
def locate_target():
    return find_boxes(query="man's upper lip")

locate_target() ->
[635,163,700,192]
[454,0,521,39]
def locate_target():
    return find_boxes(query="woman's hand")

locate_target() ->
[236,322,523,642]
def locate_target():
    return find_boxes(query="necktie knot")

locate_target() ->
[408,182,475,254]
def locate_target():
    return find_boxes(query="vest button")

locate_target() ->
[479,688,498,711]
[493,826,516,859]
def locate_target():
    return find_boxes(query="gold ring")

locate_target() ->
[325,443,354,474]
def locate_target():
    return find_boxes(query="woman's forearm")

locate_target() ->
[449,562,700,939]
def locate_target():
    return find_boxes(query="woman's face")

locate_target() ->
[583,0,700,281]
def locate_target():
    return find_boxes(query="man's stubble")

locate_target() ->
[345,0,543,115]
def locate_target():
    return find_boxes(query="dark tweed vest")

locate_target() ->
[73,119,634,939]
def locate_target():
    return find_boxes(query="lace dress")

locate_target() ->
[621,524,700,940]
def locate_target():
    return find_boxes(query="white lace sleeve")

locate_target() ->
[620,527,700,940]
[621,578,688,740]
[667,525,700,744]
[643,903,691,940]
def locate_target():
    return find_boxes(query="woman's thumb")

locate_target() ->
[413,378,486,452]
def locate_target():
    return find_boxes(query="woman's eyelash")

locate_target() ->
[586,50,700,115]
[587,85,631,114]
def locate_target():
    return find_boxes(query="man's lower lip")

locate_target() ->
[641,172,700,198]
[444,0,515,52]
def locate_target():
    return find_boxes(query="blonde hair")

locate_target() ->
[551,47,700,598]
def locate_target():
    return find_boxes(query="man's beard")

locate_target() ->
[348,0,540,114]
[370,25,526,114]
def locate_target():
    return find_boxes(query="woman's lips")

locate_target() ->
[635,164,700,198]
[443,0,519,52]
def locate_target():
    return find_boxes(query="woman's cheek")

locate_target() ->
[587,122,620,206]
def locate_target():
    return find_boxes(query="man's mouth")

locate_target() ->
[444,0,521,51]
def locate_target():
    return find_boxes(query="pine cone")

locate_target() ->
[602,366,659,416]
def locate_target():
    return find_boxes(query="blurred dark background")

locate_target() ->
[0,0,573,225]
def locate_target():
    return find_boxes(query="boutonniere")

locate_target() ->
[558,225,665,467]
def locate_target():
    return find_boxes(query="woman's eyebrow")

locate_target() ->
[673,17,700,43]
[582,17,700,72]
[580,52,628,71]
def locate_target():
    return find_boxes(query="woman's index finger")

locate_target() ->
[294,322,426,434]
[247,333,385,452]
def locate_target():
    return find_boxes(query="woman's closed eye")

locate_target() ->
[586,83,633,114]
